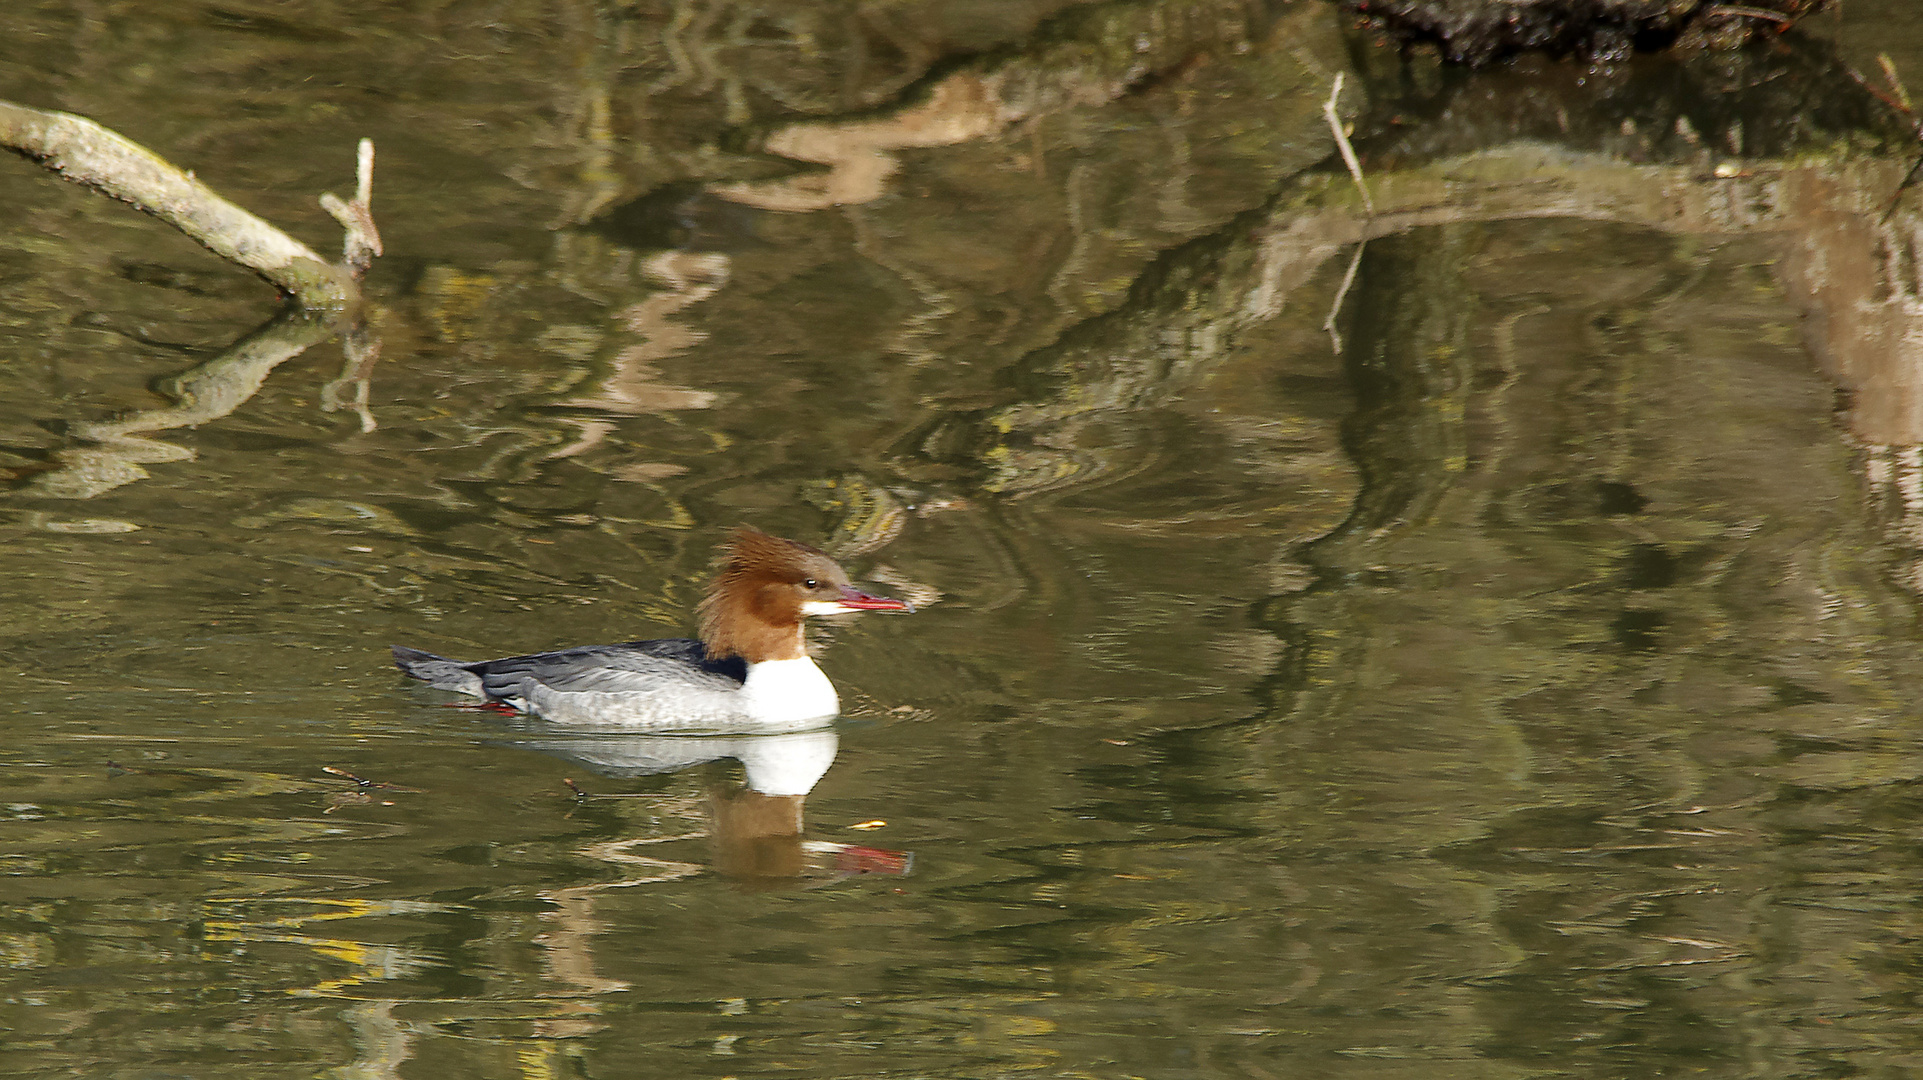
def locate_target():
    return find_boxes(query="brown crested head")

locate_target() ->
[698,526,911,662]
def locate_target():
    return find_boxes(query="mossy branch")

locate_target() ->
[0,99,375,310]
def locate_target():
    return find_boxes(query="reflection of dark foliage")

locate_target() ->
[1342,0,1828,66]
[1246,592,1322,719]
[913,23,1915,512]
[1306,229,1475,571]
[587,180,771,253]
[1076,728,1273,837]
[1350,33,1913,167]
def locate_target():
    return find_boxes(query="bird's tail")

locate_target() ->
[390,645,485,697]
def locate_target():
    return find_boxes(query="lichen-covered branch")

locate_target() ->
[0,99,365,310]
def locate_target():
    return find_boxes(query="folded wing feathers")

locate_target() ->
[391,640,750,724]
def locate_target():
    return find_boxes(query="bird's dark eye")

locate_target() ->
[803,578,818,589]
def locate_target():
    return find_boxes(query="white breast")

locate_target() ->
[739,656,841,724]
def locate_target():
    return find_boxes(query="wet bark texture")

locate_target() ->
[1339,0,1828,65]
[0,100,369,310]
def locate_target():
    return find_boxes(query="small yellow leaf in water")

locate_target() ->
[850,820,887,830]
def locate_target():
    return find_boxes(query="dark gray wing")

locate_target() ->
[394,640,745,697]
[613,639,749,683]
[395,639,750,726]
[469,640,745,701]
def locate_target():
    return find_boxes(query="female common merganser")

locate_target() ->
[391,527,910,731]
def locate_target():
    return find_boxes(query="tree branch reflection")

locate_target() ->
[20,307,362,500]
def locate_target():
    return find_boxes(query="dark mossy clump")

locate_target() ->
[1347,39,1916,171]
[1337,0,1829,66]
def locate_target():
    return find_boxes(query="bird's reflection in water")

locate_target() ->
[517,726,907,888]
[520,727,842,797]
[498,727,909,1040]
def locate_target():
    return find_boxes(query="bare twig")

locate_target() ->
[1324,239,1367,353]
[1703,4,1794,25]
[1880,53,1915,114]
[320,138,382,277]
[0,99,371,309]
[1323,73,1374,217]
[1885,152,1923,223]
[322,765,420,792]
[324,765,377,788]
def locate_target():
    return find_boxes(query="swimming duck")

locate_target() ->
[392,527,910,730]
